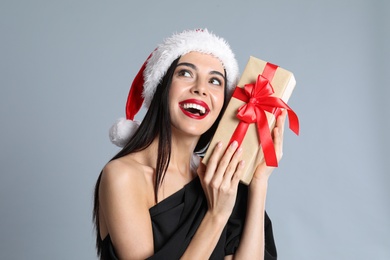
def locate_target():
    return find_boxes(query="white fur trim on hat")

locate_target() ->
[109,29,239,147]
[142,29,239,107]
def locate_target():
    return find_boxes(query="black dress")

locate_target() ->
[100,177,277,259]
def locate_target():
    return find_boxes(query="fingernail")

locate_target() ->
[239,160,246,168]
[231,141,238,148]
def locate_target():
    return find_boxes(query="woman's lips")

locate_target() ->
[179,99,210,120]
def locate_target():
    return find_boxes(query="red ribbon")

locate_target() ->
[229,63,299,167]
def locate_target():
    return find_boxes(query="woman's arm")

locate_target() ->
[99,160,155,259]
[100,141,245,260]
[233,110,287,259]
[181,140,245,259]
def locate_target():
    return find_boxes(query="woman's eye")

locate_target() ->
[210,78,222,86]
[178,70,191,77]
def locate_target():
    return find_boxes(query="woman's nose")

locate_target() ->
[191,79,208,96]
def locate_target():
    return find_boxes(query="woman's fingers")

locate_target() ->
[200,140,244,187]
[213,141,239,183]
[252,110,288,182]
[274,110,287,161]
[198,140,244,217]
[201,141,224,183]
[222,145,244,182]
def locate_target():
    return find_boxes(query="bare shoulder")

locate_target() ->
[98,156,155,258]
[102,157,146,184]
[100,156,154,208]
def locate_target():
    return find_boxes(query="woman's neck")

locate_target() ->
[142,133,199,202]
[169,134,199,176]
[140,132,199,175]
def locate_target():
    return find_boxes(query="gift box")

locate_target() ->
[202,56,299,185]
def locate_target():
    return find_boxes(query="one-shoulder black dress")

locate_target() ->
[100,177,277,259]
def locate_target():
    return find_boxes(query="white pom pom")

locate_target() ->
[109,118,140,147]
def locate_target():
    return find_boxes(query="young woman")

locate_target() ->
[93,29,283,259]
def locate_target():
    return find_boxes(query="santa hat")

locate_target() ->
[109,29,239,147]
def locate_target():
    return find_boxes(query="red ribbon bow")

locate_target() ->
[230,64,299,167]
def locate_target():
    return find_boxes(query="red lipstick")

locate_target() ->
[179,99,210,120]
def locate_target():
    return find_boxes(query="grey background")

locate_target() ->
[1,0,389,259]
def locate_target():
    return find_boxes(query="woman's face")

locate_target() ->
[168,51,226,138]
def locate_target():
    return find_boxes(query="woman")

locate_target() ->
[93,29,283,259]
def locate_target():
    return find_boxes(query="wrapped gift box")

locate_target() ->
[202,56,299,185]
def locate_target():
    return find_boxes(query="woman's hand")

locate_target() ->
[230,110,287,259]
[251,109,287,184]
[197,140,245,219]
[181,142,244,259]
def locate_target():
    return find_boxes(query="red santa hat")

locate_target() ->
[109,29,239,147]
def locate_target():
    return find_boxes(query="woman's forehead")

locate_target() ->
[178,52,225,72]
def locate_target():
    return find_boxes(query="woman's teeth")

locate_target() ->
[183,103,206,115]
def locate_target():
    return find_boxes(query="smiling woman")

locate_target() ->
[93,29,280,259]
[169,52,226,135]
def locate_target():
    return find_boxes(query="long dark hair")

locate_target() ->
[93,57,229,257]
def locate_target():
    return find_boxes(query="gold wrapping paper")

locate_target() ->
[202,56,296,185]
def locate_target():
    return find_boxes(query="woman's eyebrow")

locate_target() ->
[210,70,225,78]
[177,62,197,70]
[177,62,225,78]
